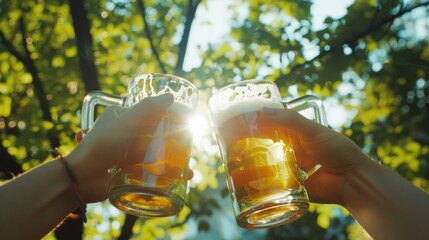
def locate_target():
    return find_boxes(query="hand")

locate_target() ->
[261,107,372,205]
[67,94,193,203]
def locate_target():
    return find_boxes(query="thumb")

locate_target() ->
[261,107,329,140]
[119,93,174,121]
[109,93,175,138]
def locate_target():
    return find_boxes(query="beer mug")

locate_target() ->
[208,80,327,229]
[81,73,198,217]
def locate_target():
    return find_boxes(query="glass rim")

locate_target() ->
[208,79,282,110]
[214,79,278,94]
[209,79,279,104]
[129,73,198,91]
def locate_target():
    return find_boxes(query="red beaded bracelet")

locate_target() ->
[54,148,87,223]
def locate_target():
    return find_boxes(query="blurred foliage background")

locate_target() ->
[1,0,428,239]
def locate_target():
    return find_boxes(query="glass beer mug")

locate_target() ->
[81,73,198,217]
[208,79,328,229]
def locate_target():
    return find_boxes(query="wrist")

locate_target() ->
[340,158,381,208]
[54,148,87,222]
[66,143,111,203]
[65,142,95,199]
[338,155,429,239]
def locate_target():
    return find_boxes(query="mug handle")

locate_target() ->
[282,94,328,179]
[81,91,123,137]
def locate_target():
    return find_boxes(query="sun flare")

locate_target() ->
[187,111,210,142]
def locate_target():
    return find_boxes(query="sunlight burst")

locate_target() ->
[187,111,210,142]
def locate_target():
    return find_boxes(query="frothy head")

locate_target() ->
[213,98,283,125]
[209,80,283,125]
[124,73,198,109]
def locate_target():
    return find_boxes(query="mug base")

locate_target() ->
[109,185,184,218]
[236,199,309,229]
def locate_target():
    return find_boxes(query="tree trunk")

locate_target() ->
[54,0,102,239]
[68,0,100,93]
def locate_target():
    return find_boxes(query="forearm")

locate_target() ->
[342,159,429,240]
[0,159,79,239]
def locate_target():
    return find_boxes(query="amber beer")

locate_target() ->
[214,98,309,228]
[109,101,193,217]
[209,79,327,229]
[81,73,198,217]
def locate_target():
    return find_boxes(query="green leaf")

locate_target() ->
[52,55,65,67]
[65,47,77,58]
[0,95,12,116]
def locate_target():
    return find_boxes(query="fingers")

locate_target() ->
[111,94,174,135]
[75,129,88,143]
[120,93,174,120]
[261,107,329,140]
[288,131,318,171]
[187,169,194,180]
[77,94,174,142]
[84,105,127,135]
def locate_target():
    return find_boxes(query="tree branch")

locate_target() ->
[175,0,201,74]
[136,0,167,73]
[286,1,429,76]
[18,19,53,122]
[0,15,61,176]
[0,30,26,64]
[0,24,27,180]
[0,136,23,179]
[118,215,139,240]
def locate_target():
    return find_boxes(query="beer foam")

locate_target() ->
[124,74,198,109]
[213,98,283,125]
